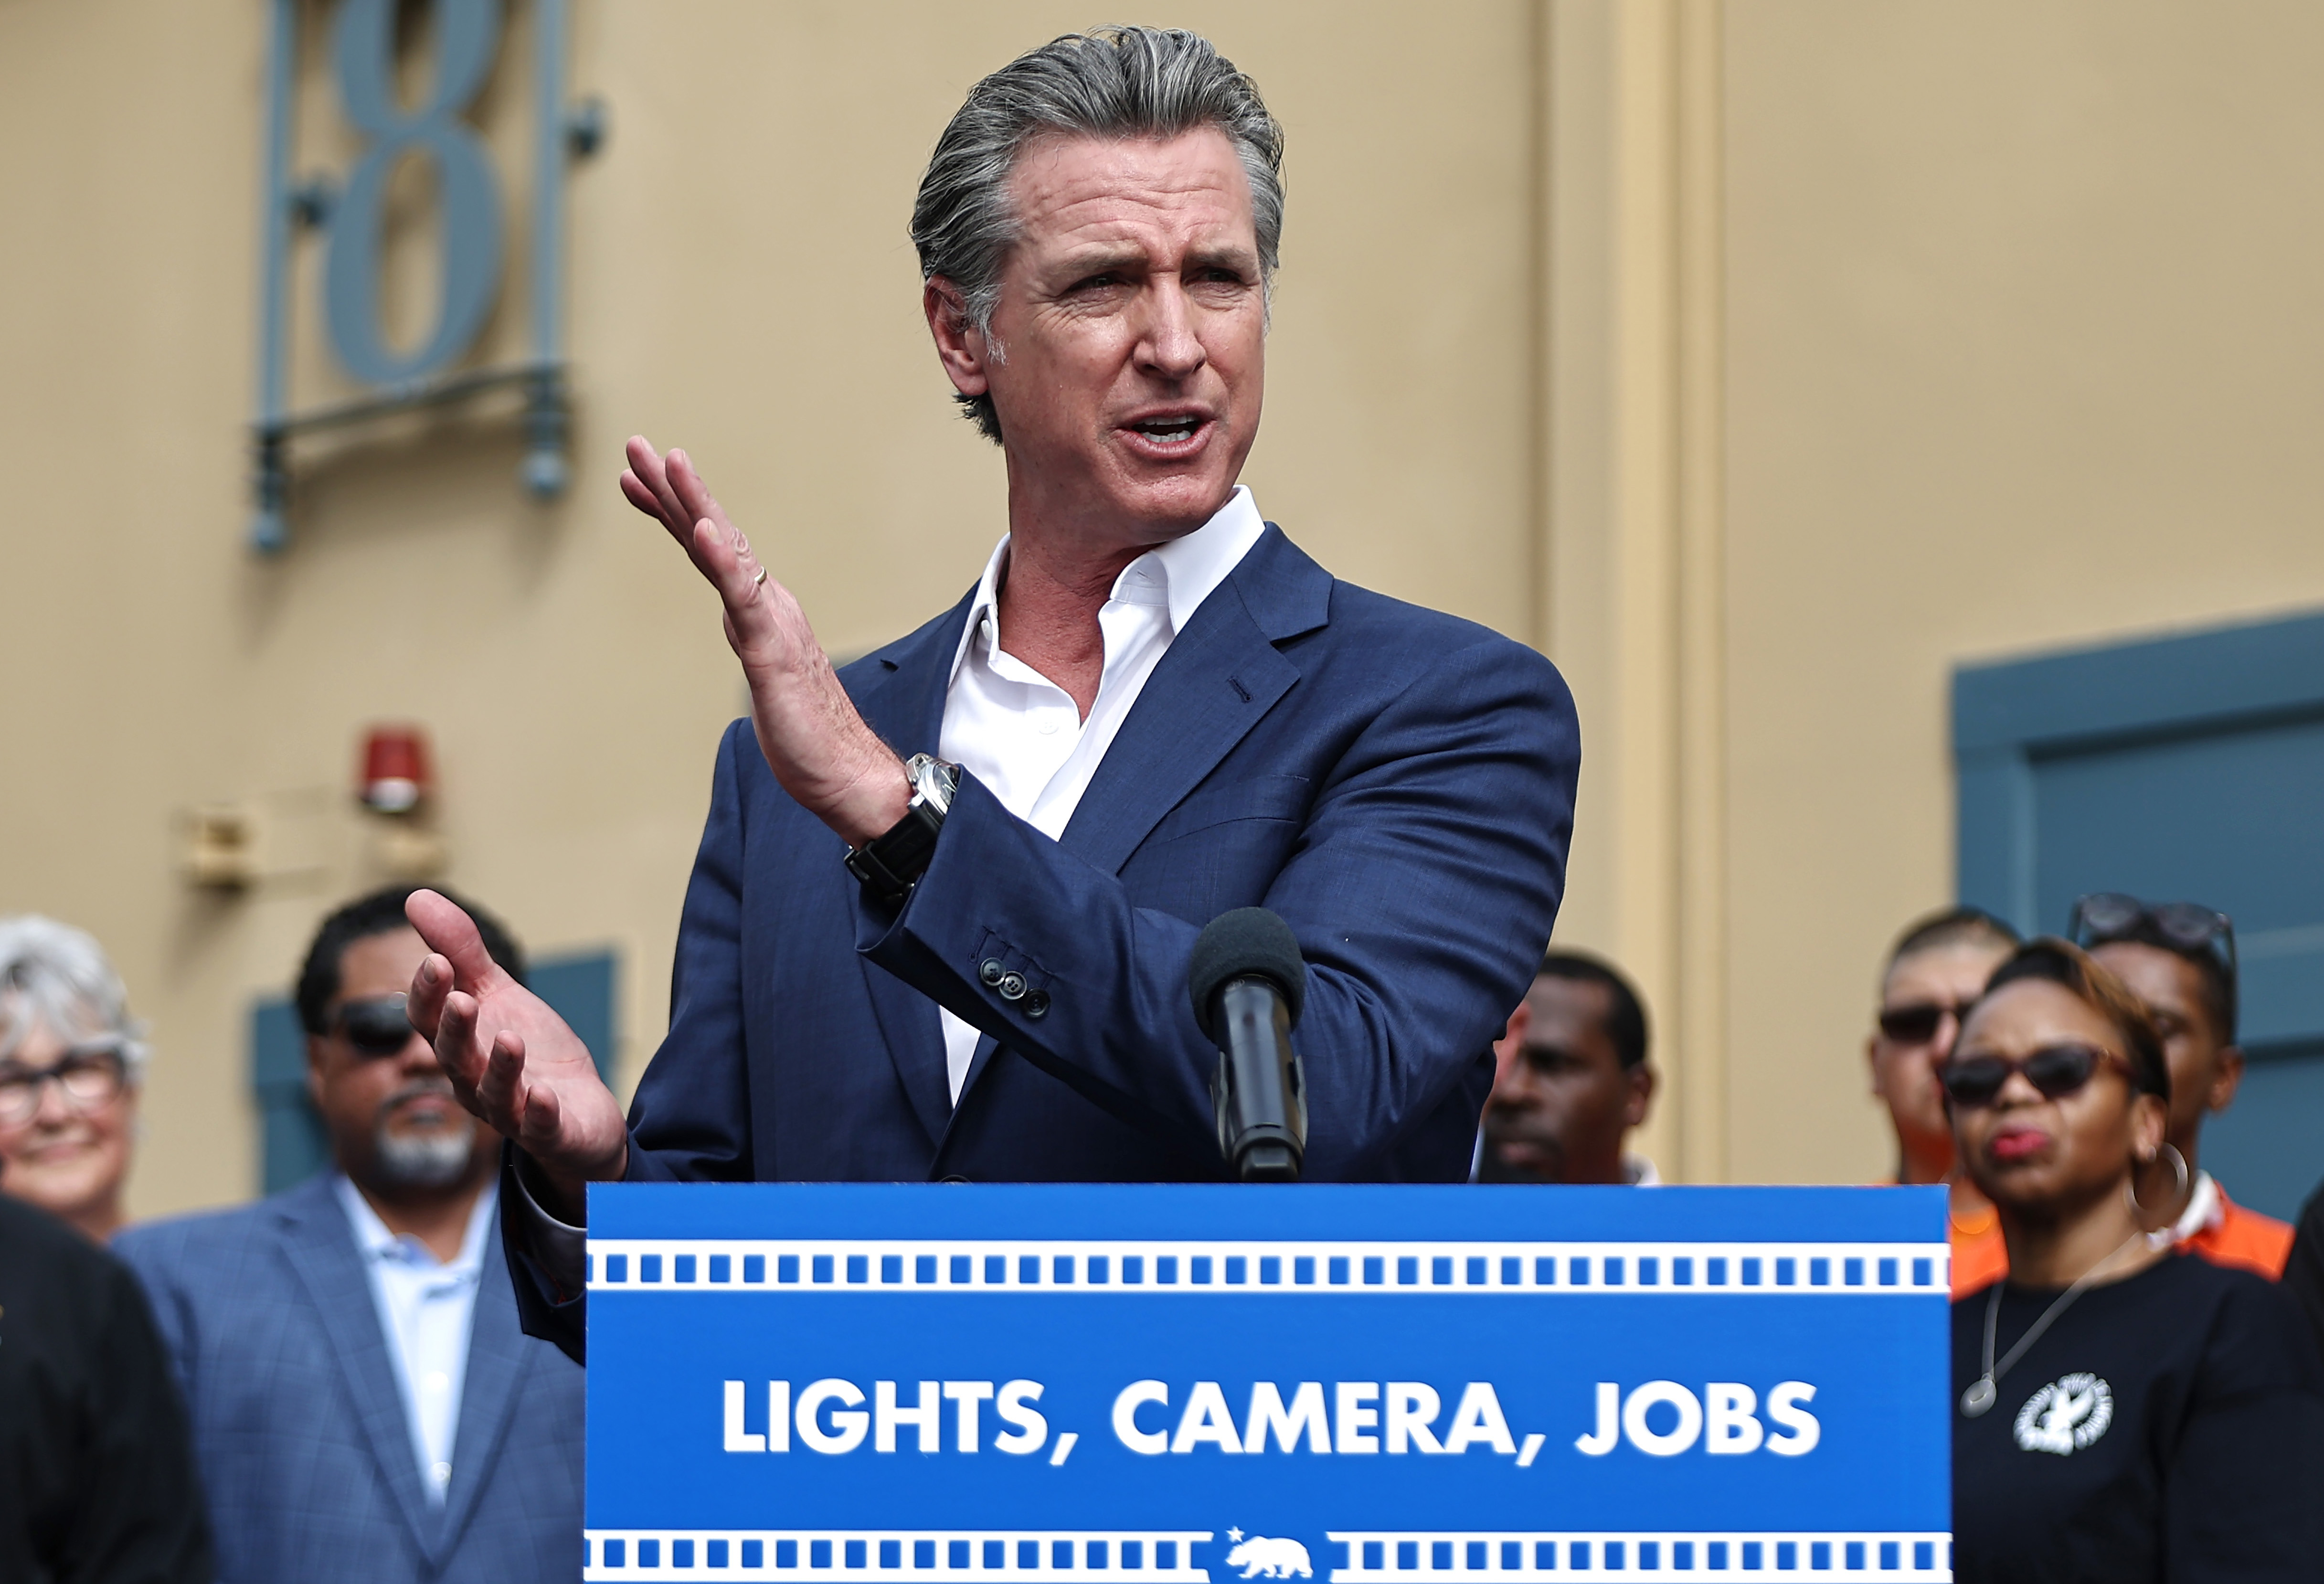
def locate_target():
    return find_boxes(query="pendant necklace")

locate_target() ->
[1960,1229,2144,1418]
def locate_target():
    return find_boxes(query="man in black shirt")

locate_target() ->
[0,1191,212,1584]
[2287,1176,2324,1360]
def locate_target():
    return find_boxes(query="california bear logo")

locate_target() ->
[1224,1530,1313,1580]
[2013,1373,2113,1455]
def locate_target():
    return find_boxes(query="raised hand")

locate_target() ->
[403,889,629,1215]
[619,436,908,847]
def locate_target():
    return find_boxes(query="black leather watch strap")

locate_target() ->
[844,755,957,905]
[845,798,944,905]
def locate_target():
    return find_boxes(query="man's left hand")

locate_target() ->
[620,436,908,847]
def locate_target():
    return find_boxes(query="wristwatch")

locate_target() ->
[844,753,959,905]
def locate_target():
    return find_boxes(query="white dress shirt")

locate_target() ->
[932,484,1268,1100]
[335,1174,498,1504]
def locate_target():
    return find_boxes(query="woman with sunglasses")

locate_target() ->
[1946,939,2324,1583]
[0,915,148,1241]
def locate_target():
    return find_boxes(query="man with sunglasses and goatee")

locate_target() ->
[1866,907,2022,1296]
[2075,892,2292,1279]
[116,886,585,1584]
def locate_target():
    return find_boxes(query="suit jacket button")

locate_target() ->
[997,971,1027,1001]
[939,1174,972,1184]
[979,959,1005,986]
[1023,990,1051,1019]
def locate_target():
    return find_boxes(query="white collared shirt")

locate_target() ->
[334,1175,498,1504]
[2148,1168,2224,1250]
[933,484,1268,1100]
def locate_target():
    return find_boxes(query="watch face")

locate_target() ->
[910,755,956,815]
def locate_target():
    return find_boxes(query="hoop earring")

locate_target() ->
[2124,1142,2191,1226]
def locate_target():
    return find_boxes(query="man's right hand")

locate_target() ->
[404,889,628,1218]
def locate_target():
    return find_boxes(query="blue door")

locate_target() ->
[1955,611,2324,1220]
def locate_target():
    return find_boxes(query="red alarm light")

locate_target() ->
[358,726,433,814]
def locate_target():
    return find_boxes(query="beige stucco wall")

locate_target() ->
[3,1,2320,1218]
[1717,0,2324,1182]
[0,0,1542,1221]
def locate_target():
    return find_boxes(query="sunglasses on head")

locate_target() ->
[1938,1042,2132,1108]
[331,994,417,1058]
[2069,892,2236,975]
[1877,1001,1976,1046]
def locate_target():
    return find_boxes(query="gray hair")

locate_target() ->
[0,915,149,1082]
[911,25,1286,443]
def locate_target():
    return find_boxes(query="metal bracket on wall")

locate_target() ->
[248,0,601,554]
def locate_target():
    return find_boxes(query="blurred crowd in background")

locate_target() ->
[6,880,2323,1579]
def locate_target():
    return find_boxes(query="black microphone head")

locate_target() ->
[1189,907,1307,1041]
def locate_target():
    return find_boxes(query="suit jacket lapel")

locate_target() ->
[274,1175,439,1556]
[858,532,1332,1129]
[947,529,1331,1116]
[1059,526,1331,875]
[433,1224,533,1558]
[844,594,972,1150]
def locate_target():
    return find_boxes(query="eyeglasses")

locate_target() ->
[0,1042,129,1127]
[1877,1000,1977,1046]
[1939,1042,2133,1109]
[330,995,419,1058]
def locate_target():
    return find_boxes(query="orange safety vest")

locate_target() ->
[2182,1184,2295,1278]
[1950,1202,2007,1298]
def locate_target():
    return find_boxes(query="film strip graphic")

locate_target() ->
[584,1530,1210,1583]
[1325,1532,1953,1583]
[584,1240,1949,1297]
[580,1531,1952,1584]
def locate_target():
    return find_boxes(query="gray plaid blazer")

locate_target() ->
[117,1171,585,1584]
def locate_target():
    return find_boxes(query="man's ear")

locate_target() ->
[305,1036,329,1112]
[923,276,992,397]
[1625,1063,1656,1130]
[2207,1045,2246,1115]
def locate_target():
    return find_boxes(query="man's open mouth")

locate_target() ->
[1128,414,1206,444]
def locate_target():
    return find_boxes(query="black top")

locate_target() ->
[0,1194,213,1584]
[1952,1252,2324,1584]
[2284,1177,2324,1361]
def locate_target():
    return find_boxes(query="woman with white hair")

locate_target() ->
[0,914,148,1240]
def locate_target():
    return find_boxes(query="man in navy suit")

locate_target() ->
[117,889,584,1583]
[402,26,1581,1361]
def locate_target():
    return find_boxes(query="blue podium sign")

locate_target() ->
[584,1186,1950,1584]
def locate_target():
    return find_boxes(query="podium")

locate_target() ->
[582,1185,1951,1582]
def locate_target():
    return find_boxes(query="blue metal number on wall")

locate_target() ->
[324,0,505,387]
[251,0,601,553]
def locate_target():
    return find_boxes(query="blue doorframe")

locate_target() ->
[1956,609,2324,932]
[1953,608,2324,1218]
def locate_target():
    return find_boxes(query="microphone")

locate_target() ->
[1189,908,1309,1182]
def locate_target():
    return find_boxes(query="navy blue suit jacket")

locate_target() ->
[117,1174,586,1584]
[515,525,1577,1356]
